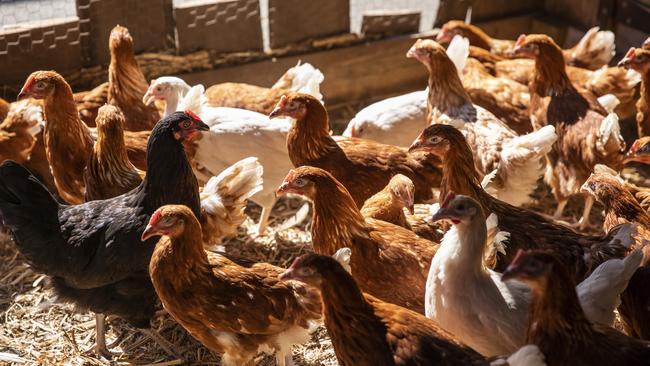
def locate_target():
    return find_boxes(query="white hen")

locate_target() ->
[408,37,558,207]
[426,194,640,357]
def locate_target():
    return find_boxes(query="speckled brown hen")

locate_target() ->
[619,47,650,137]
[280,253,489,366]
[361,174,443,242]
[107,25,160,131]
[513,34,625,229]
[581,169,650,340]
[84,105,143,201]
[277,166,438,313]
[502,250,650,366]
[18,71,149,204]
[409,124,631,280]
[270,92,441,207]
[437,21,615,70]
[144,205,322,366]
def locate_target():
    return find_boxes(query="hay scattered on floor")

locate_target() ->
[0,186,613,366]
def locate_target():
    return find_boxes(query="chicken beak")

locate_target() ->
[276,182,298,197]
[269,106,284,119]
[142,90,156,106]
[279,268,295,281]
[617,57,632,68]
[408,138,426,152]
[404,193,415,215]
[430,207,450,223]
[197,120,210,131]
[140,223,158,241]
[580,181,593,195]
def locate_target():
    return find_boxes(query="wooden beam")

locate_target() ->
[180,32,435,108]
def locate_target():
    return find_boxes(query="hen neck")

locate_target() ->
[437,217,488,273]
[91,124,137,181]
[527,274,592,349]
[311,189,368,256]
[163,89,186,118]
[108,49,148,106]
[639,72,650,135]
[287,103,336,164]
[150,226,211,285]
[531,49,575,97]
[43,80,92,149]
[426,61,472,116]
[440,152,484,205]
[141,125,201,217]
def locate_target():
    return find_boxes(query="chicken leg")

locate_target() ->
[87,313,115,359]
[553,199,568,219]
[257,206,272,235]
[276,350,295,366]
[577,195,595,231]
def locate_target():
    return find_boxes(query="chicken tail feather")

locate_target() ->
[568,27,615,69]
[596,112,625,154]
[200,157,264,245]
[272,62,325,102]
[446,35,470,75]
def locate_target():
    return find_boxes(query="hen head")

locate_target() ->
[501,249,556,289]
[643,36,650,50]
[276,166,332,200]
[18,70,64,100]
[141,204,195,241]
[409,124,467,159]
[109,25,135,55]
[430,191,482,225]
[581,167,626,206]
[95,104,126,136]
[157,110,209,142]
[617,47,650,73]
[512,34,560,59]
[142,77,189,106]
[388,174,415,214]
[406,38,450,71]
[269,92,314,120]
[280,253,344,287]
[624,137,650,165]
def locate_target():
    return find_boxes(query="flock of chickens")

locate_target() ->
[1,19,650,366]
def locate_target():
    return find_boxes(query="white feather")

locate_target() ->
[332,247,352,274]
[596,94,620,114]
[446,35,470,76]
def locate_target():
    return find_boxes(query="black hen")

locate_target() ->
[0,111,209,357]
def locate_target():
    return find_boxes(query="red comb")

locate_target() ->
[278,95,288,108]
[149,209,162,226]
[184,109,203,123]
[440,191,456,209]
[515,34,526,47]
[624,47,636,60]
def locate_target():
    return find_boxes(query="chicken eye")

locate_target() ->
[456,203,465,211]
[158,216,175,227]
[181,120,192,129]
[294,178,307,187]
[428,136,442,144]
[35,81,46,90]
[299,267,315,276]
[288,101,300,110]
[156,86,162,91]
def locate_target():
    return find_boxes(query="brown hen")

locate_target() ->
[0,97,9,121]
[18,70,148,204]
[144,204,322,366]
[581,169,650,340]
[74,82,108,127]
[410,124,631,280]
[84,104,143,201]
[619,47,650,137]
[277,166,438,313]
[502,250,650,366]
[513,34,625,229]
[281,253,489,366]
[437,20,615,70]
[270,92,441,207]
[107,25,160,131]
[361,174,443,242]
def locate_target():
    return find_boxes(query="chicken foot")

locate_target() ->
[85,313,117,359]
[257,206,272,235]
[575,195,595,231]
[276,349,295,366]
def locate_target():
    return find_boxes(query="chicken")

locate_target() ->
[581,169,650,340]
[280,253,489,366]
[270,92,442,208]
[204,61,324,114]
[409,124,633,280]
[17,70,149,204]
[0,99,42,165]
[0,111,208,357]
[143,205,321,366]
[502,250,650,366]
[513,34,625,229]
[107,25,160,131]
[437,21,615,70]
[361,174,443,242]
[426,193,641,356]
[75,82,108,127]
[84,105,142,201]
[623,137,650,191]
[407,38,557,207]
[0,97,10,121]
[618,46,650,137]
[277,166,438,313]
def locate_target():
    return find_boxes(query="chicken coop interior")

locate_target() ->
[1,0,650,365]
